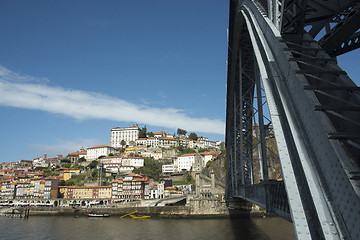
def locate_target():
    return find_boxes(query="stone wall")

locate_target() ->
[187,196,228,215]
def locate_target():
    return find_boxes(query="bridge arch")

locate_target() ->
[226,1,360,239]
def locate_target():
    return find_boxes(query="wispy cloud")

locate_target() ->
[29,138,100,157]
[0,65,225,135]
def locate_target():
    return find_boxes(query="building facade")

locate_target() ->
[110,123,140,148]
[86,145,115,160]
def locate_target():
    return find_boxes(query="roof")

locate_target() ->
[101,156,122,159]
[178,153,197,157]
[87,145,113,149]
[201,151,221,156]
[162,137,176,140]
[68,151,87,156]
[59,186,111,189]
[125,173,143,178]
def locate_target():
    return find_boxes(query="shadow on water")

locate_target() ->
[228,209,270,240]
[228,209,296,240]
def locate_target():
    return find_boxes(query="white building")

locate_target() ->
[158,137,178,148]
[162,164,176,174]
[177,153,197,172]
[201,151,221,166]
[111,123,141,148]
[99,156,122,164]
[196,137,217,149]
[33,157,50,168]
[121,157,144,168]
[86,145,115,160]
[135,137,177,148]
[103,163,134,174]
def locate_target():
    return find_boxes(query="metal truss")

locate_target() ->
[226,0,360,239]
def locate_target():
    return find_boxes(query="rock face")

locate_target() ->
[200,151,226,189]
[200,138,282,187]
[252,137,282,183]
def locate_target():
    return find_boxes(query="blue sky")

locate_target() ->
[0,0,229,162]
[0,1,358,163]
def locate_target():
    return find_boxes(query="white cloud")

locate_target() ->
[0,65,225,135]
[29,138,100,158]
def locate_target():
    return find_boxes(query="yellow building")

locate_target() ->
[59,186,112,199]
[98,186,112,199]
[63,168,80,181]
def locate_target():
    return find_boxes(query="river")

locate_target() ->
[0,215,295,240]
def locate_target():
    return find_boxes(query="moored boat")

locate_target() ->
[85,213,111,217]
[129,214,150,219]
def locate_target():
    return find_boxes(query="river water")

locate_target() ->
[0,215,295,240]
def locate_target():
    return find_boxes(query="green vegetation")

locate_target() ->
[87,160,99,169]
[63,163,71,168]
[133,157,161,180]
[90,169,98,181]
[173,175,195,185]
[60,158,71,164]
[139,126,147,138]
[66,174,87,186]
[78,157,86,163]
[198,148,210,153]
[43,169,59,177]
[185,174,195,184]
[120,140,126,148]
[188,132,198,141]
[177,128,187,135]
[177,146,196,155]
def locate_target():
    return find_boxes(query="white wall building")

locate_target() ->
[86,145,115,160]
[196,138,217,149]
[99,156,122,164]
[177,153,197,172]
[103,163,135,174]
[122,157,144,168]
[201,151,221,166]
[111,123,140,148]
[162,164,176,174]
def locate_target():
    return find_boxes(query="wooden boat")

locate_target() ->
[129,214,151,219]
[85,213,111,217]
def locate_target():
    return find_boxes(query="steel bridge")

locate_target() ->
[225,0,360,239]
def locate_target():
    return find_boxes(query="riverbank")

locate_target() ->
[1,206,271,219]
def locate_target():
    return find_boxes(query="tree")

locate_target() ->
[189,132,198,141]
[61,158,71,163]
[87,160,99,169]
[133,157,161,180]
[147,132,154,137]
[177,128,187,135]
[78,157,86,163]
[139,126,147,138]
[120,140,126,148]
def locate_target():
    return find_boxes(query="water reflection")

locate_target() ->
[0,215,295,240]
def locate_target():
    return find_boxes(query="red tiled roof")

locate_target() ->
[68,151,87,156]
[87,145,113,149]
[201,151,221,156]
[162,137,176,140]
[178,153,197,157]
[101,156,122,159]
